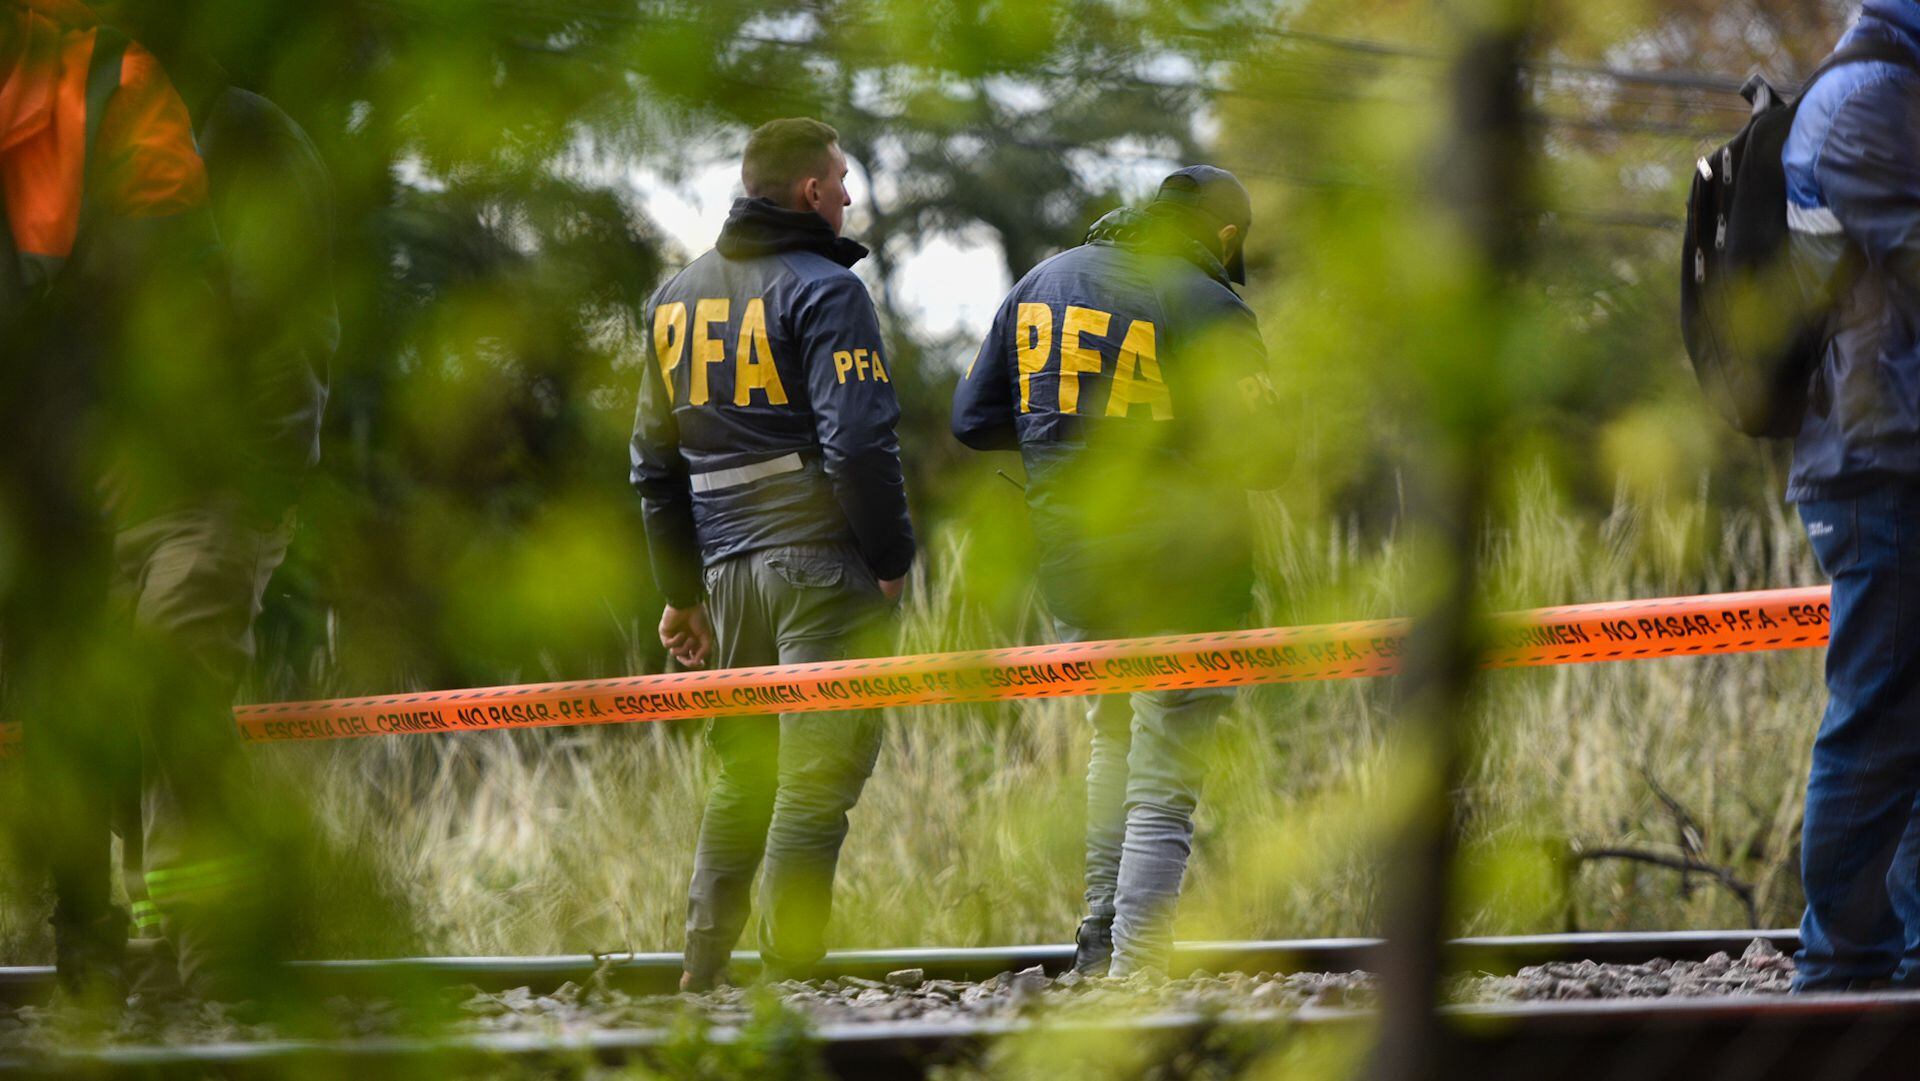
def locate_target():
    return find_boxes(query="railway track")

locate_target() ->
[0,927,1806,1004]
[13,929,1919,1080]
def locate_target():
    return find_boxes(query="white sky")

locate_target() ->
[635,159,1009,346]
[632,138,1195,356]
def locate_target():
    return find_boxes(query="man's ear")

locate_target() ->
[797,176,822,213]
[1217,223,1240,250]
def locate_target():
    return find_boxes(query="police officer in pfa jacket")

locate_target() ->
[953,166,1282,976]
[630,118,915,991]
[1783,0,1920,992]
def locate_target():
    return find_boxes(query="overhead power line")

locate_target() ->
[405,0,1777,102]
[1224,24,1753,94]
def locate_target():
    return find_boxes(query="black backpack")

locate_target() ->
[1681,40,1920,437]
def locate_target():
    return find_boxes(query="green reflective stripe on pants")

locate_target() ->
[144,856,254,904]
[130,899,162,931]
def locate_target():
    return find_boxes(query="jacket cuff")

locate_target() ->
[867,535,916,581]
[660,581,705,609]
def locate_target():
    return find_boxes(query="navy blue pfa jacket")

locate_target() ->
[1785,0,1920,501]
[953,207,1281,634]
[631,198,915,606]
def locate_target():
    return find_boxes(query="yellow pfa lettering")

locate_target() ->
[1058,306,1110,415]
[690,298,729,406]
[832,347,890,385]
[1010,302,1165,418]
[732,298,788,406]
[652,302,687,403]
[1016,302,1052,412]
[1106,320,1171,420]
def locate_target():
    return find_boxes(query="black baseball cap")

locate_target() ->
[1151,165,1252,283]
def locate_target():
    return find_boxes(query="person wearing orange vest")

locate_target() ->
[72,0,339,1005]
[0,0,206,284]
[0,0,223,1003]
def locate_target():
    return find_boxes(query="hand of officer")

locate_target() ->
[659,604,714,669]
[879,576,905,603]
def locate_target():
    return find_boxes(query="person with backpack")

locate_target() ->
[951,166,1283,977]
[1777,1,1920,991]
[631,117,915,991]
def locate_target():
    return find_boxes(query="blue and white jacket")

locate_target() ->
[1784,0,1920,501]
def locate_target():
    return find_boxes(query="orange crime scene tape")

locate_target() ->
[0,586,1833,754]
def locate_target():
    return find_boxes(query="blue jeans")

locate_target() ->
[1795,485,1920,990]
[1060,622,1232,977]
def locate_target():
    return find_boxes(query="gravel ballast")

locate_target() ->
[0,938,1801,1050]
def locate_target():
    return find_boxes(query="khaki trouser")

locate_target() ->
[682,541,893,983]
[110,501,293,994]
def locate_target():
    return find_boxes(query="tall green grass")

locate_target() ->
[263,472,1823,958]
[0,472,1824,960]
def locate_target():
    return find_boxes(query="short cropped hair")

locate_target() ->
[742,118,840,199]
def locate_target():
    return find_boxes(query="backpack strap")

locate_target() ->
[79,26,129,216]
[1803,37,1920,97]
[1743,37,1920,113]
[0,168,24,321]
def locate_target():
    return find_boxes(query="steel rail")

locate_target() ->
[6,984,1920,1080]
[0,928,1798,1005]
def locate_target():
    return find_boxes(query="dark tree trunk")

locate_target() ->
[1367,11,1534,1081]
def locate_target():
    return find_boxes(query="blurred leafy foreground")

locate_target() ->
[0,478,1816,961]
[0,0,1843,980]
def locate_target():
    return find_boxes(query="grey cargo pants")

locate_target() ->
[1065,624,1233,977]
[683,542,892,983]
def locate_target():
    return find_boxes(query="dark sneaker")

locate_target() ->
[52,911,128,1007]
[1072,916,1114,976]
[124,937,184,1002]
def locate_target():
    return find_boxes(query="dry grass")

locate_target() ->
[275,473,1821,958]
[2,473,1824,960]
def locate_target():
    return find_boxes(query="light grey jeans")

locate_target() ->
[683,542,891,983]
[1067,624,1234,976]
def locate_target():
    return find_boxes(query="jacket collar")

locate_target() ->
[1856,1,1920,53]
[715,196,867,268]
[1083,206,1234,289]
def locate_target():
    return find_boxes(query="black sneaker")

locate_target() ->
[52,911,128,1006]
[1072,916,1114,976]
[123,937,184,1003]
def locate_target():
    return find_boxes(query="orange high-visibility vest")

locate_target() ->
[0,0,206,287]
